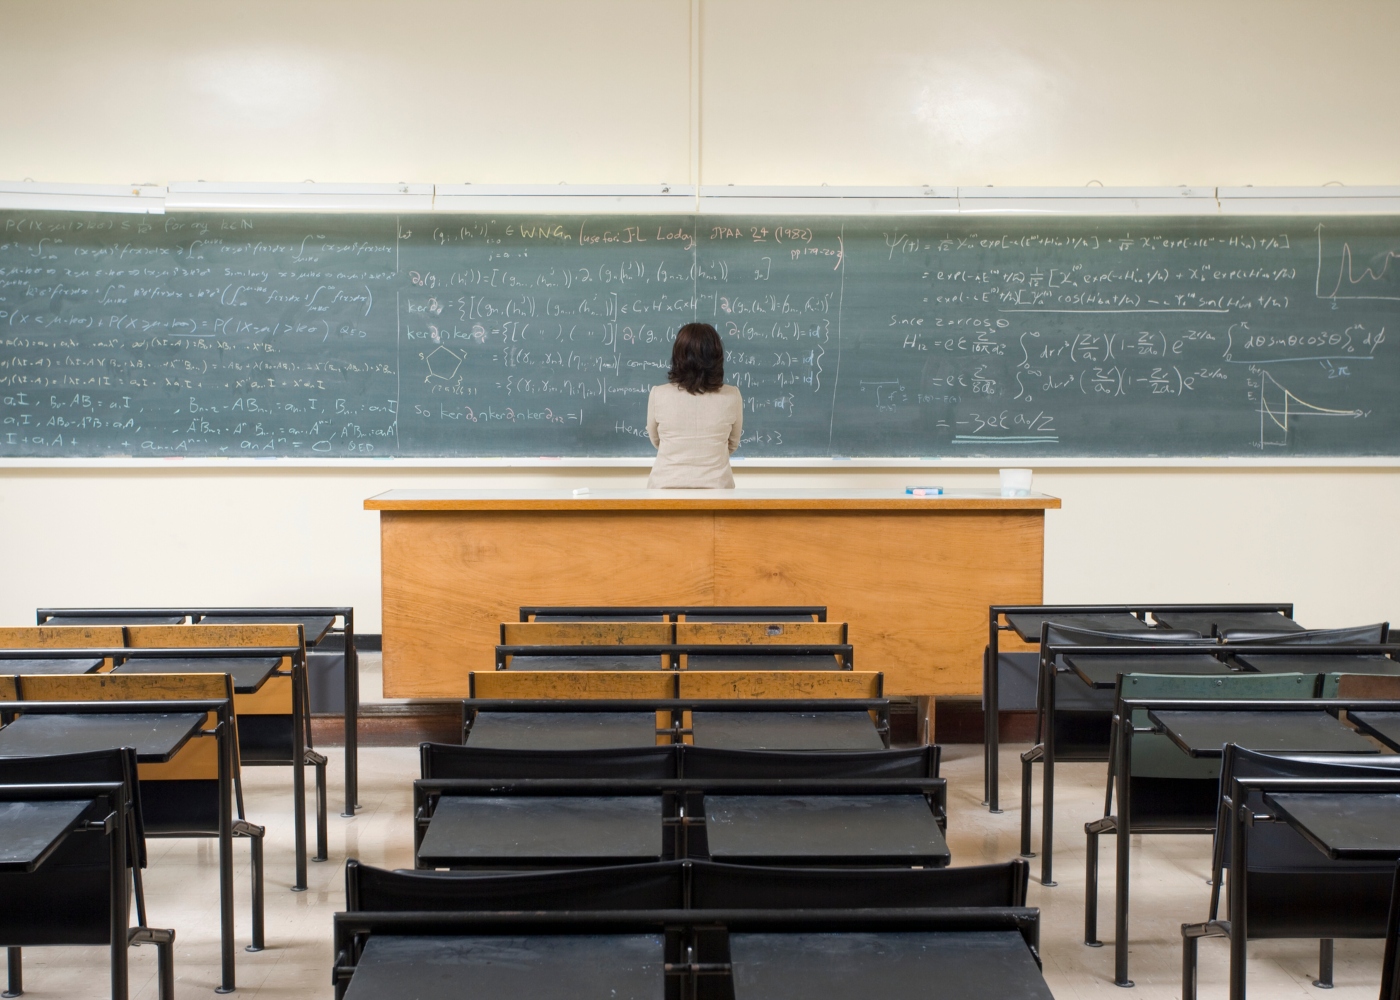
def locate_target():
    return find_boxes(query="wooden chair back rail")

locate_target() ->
[0,625,125,648]
[125,623,304,648]
[466,670,883,701]
[1331,674,1400,699]
[470,671,679,700]
[678,670,883,700]
[17,671,231,701]
[499,622,674,646]
[674,621,847,645]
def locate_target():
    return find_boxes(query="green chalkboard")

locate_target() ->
[1,210,1396,458]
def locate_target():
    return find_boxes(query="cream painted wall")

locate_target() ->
[0,0,1397,633]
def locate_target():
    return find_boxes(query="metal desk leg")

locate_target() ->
[217,722,236,993]
[342,637,359,817]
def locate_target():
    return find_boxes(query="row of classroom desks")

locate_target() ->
[982,602,1400,996]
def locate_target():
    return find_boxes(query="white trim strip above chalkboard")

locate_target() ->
[0,181,166,214]
[4,456,1400,470]
[6,182,1400,216]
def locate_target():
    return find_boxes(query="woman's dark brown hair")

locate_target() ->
[667,322,725,394]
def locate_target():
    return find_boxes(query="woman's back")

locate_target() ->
[647,382,742,488]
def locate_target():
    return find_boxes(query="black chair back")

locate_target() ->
[688,859,1028,908]
[680,745,937,779]
[1222,623,1389,644]
[345,859,685,911]
[419,743,678,780]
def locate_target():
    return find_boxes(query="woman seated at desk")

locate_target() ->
[647,322,743,488]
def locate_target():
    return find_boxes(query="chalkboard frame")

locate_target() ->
[4,185,1400,466]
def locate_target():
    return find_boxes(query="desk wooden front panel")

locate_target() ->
[378,506,1045,698]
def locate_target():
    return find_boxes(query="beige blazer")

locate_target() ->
[646,383,743,488]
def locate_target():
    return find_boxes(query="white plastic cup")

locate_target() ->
[999,468,1033,497]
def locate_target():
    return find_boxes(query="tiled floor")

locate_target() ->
[13,742,1386,998]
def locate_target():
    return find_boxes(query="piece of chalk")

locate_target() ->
[572,487,590,496]
[905,487,944,496]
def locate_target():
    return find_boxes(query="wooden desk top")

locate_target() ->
[364,488,1061,512]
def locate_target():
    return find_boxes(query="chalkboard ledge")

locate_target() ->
[363,488,1061,512]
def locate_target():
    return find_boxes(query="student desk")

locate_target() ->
[1236,653,1400,675]
[690,711,884,751]
[366,489,1058,698]
[465,712,660,749]
[0,713,207,762]
[1263,792,1400,860]
[342,934,664,1000]
[729,929,1053,1000]
[416,795,664,867]
[2,658,103,675]
[1064,653,1231,688]
[1154,611,1304,634]
[0,798,94,872]
[113,656,280,694]
[1150,710,1380,757]
[704,794,949,866]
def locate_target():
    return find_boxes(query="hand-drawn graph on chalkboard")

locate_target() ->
[1,211,1398,459]
[1256,370,1366,448]
[1316,223,1400,302]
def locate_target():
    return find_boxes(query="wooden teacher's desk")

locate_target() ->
[364,489,1060,698]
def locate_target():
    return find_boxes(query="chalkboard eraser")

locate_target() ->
[906,487,944,496]
[572,487,590,497]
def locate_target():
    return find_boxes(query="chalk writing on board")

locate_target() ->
[0,212,1395,457]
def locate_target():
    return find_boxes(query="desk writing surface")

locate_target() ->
[4,658,103,675]
[1064,653,1230,689]
[503,653,667,671]
[1236,653,1400,675]
[690,712,883,751]
[1348,713,1400,753]
[42,615,185,626]
[1149,711,1380,758]
[343,934,665,1000]
[417,795,663,867]
[729,930,1052,1000]
[1153,611,1304,635]
[1263,792,1400,860]
[114,656,279,693]
[199,614,335,645]
[703,795,949,866]
[0,713,206,763]
[366,488,1060,511]
[686,653,844,671]
[1005,612,1150,642]
[0,799,94,873]
[466,713,660,750]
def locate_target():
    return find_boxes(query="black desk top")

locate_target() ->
[467,713,660,750]
[1005,612,1150,642]
[703,795,949,866]
[343,933,665,1000]
[1149,710,1381,758]
[504,654,667,671]
[690,712,884,751]
[0,799,94,873]
[1236,653,1400,675]
[1349,713,1400,752]
[531,614,667,622]
[417,795,664,867]
[1,658,103,675]
[42,615,184,626]
[0,712,206,763]
[682,614,817,622]
[686,654,844,671]
[1263,792,1400,861]
[113,656,279,694]
[199,614,335,645]
[1152,611,1303,635]
[730,929,1052,1000]
[1064,653,1230,689]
